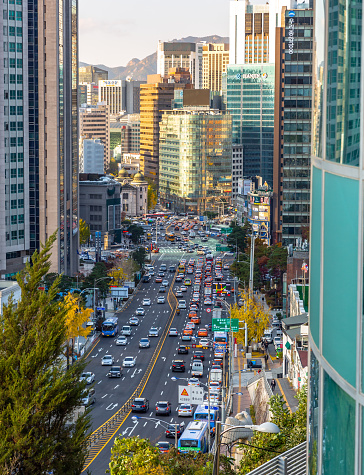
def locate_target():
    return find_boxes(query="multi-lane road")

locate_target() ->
[82,230,234,474]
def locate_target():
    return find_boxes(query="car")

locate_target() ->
[157,296,166,304]
[184,278,192,286]
[121,325,132,336]
[149,327,159,337]
[159,286,166,293]
[143,298,151,306]
[197,328,208,337]
[80,372,95,384]
[223,264,230,270]
[188,377,200,387]
[169,265,176,273]
[209,382,222,394]
[165,423,184,438]
[158,272,165,277]
[162,280,169,287]
[181,334,192,341]
[131,397,149,412]
[156,441,171,454]
[107,366,122,378]
[155,276,163,283]
[156,401,172,415]
[116,335,127,346]
[129,316,140,326]
[178,404,193,417]
[178,300,187,309]
[160,264,167,271]
[185,322,195,330]
[122,356,136,367]
[175,275,183,282]
[175,290,183,298]
[204,298,213,305]
[190,304,199,311]
[191,316,201,325]
[211,364,222,370]
[81,388,96,406]
[199,339,210,347]
[183,328,193,336]
[172,360,185,372]
[135,307,145,316]
[193,351,205,361]
[101,355,114,366]
[197,250,204,255]
[180,286,187,292]
[178,345,189,354]
[139,338,150,348]
[169,328,178,337]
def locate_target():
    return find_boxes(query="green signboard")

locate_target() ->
[221,228,233,234]
[216,245,230,252]
[212,318,239,332]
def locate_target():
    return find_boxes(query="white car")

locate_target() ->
[135,307,145,316]
[178,404,193,417]
[122,356,136,367]
[169,328,178,337]
[116,335,127,346]
[143,298,151,306]
[188,377,200,387]
[101,355,114,366]
[199,339,210,347]
[157,296,165,304]
[80,372,95,384]
[149,327,159,337]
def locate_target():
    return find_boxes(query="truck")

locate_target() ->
[189,231,196,239]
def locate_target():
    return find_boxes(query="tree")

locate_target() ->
[108,267,127,286]
[227,222,250,254]
[237,388,307,473]
[147,185,157,211]
[132,246,146,268]
[0,233,90,474]
[230,289,270,346]
[127,224,144,244]
[203,211,217,220]
[81,262,111,299]
[107,158,119,176]
[79,218,90,246]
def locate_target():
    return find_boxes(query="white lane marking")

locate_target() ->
[98,381,102,385]
[144,421,148,427]
[114,385,119,389]
[101,394,108,399]
[165,381,167,385]
[150,412,153,417]
[160,391,163,395]
[106,403,118,411]
[122,376,125,380]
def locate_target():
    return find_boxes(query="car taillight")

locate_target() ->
[156,407,159,410]
[142,405,146,408]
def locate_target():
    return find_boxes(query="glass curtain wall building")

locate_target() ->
[309,0,363,473]
[159,109,232,214]
[223,64,275,186]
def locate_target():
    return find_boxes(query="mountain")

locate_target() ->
[80,35,229,81]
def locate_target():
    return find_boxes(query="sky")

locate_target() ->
[79,0,231,67]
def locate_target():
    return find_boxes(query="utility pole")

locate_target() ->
[249,234,255,297]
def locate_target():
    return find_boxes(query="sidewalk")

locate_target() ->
[266,356,299,413]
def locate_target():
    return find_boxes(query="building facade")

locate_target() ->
[139,78,175,185]
[232,145,244,203]
[273,7,313,246]
[308,0,364,472]
[79,65,108,84]
[120,114,141,155]
[98,80,123,116]
[223,64,275,186]
[202,43,229,92]
[79,103,110,171]
[159,109,232,214]
[79,139,104,174]
[116,170,148,217]
[157,41,203,88]
[78,82,99,106]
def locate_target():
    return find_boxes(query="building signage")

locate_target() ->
[287,16,295,54]
[242,73,269,80]
[101,80,120,86]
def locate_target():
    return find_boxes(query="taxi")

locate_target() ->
[197,328,208,337]
[188,311,197,319]
[191,316,201,325]
[184,278,192,286]
[183,328,193,336]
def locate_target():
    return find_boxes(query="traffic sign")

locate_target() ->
[216,245,230,252]
[221,228,233,234]
[178,386,204,404]
[97,307,105,311]
[212,318,239,332]
[206,308,211,313]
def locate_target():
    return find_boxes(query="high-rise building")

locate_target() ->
[229,0,290,65]
[79,139,104,174]
[159,109,232,214]
[0,0,79,277]
[78,82,99,106]
[79,65,108,84]
[272,7,313,246]
[120,114,141,155]
[124,79,146,114]
[79,103,110,171]
[139,77,175,185]
[308,0,363,471]
[223,64,275,186]
[157,41,203,88]
[98,80,123,116]
[202,43,229,92]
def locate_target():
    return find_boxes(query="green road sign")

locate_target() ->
[212,318,239,332]
[216,245,230,252]
[221,228,233,234]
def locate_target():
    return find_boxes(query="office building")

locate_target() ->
[78,82,99,106]
[272,7,313,246]
[98,80,123,116]
[79,65,108,84]
[232,145,244,202]
[229,0,290,65]
[159,109,232,214]
[0,0,79,277]
[139,77,175,184]
[308,0,364,472]
[119,114,141,155]
[79,175,121,244]
[79,139,104,174]
[79,103,110,170]
[157,41,203,88]
[124,79,145,114]
[202,43,229,92]
[223,64,275,186]
[243,184,272,245]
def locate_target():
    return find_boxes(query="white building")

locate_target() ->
[98,80,123,116]
[79,139,104,174]
[0,281,21,315]
[229,0,290,65]
[232,145,243,203]
[116,170,148,217]
[157,41,203,89]
[281,314,308,391]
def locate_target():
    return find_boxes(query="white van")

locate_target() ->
[121,325,132,336]
[191,361,203,377]
[178,300,187,309]
[262,328,273,344]
[274,336,282,349]
[209,369,222,384]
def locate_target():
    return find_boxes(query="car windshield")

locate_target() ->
[180,440,199,448]
[141,339,148,343]
[180,405,190,409]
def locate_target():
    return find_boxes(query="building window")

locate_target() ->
[11,169,16,178]
[18,168,23,177]
[18,230,24,239]
[11,231,17,240]
[11,215,17,225]
[18,183,24,193]
[11,200,17,210]
[11,184,17,194]
[18,199,23,208]
[18,214,24,223]
[123,193,129,199]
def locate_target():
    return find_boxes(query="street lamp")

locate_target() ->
[131,415,183,450]
[213,421,280,475]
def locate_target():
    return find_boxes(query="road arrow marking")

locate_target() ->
[131,369,137,378]
[106,403,118,411]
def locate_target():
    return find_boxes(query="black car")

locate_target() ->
[177,346,189,355]
[165,423,185,439]
[131,397,149,412]
[156,401,172,415]
[172,360,185,372]
[107,366,122,378]
[193,351,204,361]
[159,286,166,293]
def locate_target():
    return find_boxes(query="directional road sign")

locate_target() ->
[178,385,204,404]
[221,228,233,234]
[97,307,105,311]
[216,245,230,252]
[212,318,239,332]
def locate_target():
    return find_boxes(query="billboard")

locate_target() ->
[183,89,210,107]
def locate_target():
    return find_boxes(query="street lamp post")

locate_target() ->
[213,421,280,475]
[131,416,182,449]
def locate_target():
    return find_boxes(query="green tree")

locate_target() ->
[107,158,119,176]
[0,233,91,474]
[227,222,251,254]
[127,224,145,244]
[237,388,307,473]
[132,246,146,267]
[81,262,111,299]
[79,218,90,245]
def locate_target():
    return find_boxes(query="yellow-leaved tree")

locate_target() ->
[64,292,93,367]
[230,289,270,346]
[108,267,127,286]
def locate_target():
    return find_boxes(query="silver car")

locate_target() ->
[139,338,150,348]
[123,356,136,367]
[157,296,165,304]
[81,388,96,406]
[116,335,127,346]
[80,372,95,385]
[149,327,159,337]
[101,355,114,366]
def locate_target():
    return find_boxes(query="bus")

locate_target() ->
[166,233,175,242]
[213,331,228,350]
[101,317,119,337]
[194,405,219,433]
[178,421,209,453]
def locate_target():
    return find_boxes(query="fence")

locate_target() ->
[245,442,307,475]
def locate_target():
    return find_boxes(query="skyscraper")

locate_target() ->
[79,65,108,84]
[309,0,363,472]
[202,43,229,92]
[272,6,313,245]
[0,0,79,277]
